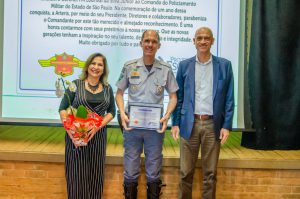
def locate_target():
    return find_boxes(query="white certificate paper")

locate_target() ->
[128,103,163,130]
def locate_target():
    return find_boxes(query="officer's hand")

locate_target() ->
[170,126,180,140]
[157,114,169,133]
[219,128,230,145]
[121,113,132,131]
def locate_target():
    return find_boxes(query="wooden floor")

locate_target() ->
[0,125,299,169]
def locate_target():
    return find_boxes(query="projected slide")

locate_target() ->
[2,0,240,125]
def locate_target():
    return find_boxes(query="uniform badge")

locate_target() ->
[154,78,165,95]
[130,67,141,91]
[118,67,125,82]
[156,85,163,95]
[132,85,139,91]
[131,71,140,79]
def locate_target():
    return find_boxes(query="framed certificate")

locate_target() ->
[128,103,163,130]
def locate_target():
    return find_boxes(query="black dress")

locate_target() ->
[59,79,115,199]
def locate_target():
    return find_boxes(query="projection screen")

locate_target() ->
[0,0,244,127]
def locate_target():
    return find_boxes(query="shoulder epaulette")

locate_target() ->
[124,59,138,67]
[159,60,171,68]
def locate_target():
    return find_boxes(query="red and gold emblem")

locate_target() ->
[39,52,85,77]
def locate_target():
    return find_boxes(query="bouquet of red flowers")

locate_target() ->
[56,76,103,146]
[63,105,103,146]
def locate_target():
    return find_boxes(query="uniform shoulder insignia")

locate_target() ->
[124,59,138,67]
[159,60,171,68]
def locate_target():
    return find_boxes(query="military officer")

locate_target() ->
[115,30,178,199]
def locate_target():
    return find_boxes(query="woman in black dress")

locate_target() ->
[59,53,115,199]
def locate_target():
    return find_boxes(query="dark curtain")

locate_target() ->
[242,0,300,149]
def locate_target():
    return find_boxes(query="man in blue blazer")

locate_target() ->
[171,27,234,199]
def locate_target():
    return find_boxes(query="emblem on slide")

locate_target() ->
[38,52,85,77]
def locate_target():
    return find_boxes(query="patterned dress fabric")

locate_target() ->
[63,79,114,199]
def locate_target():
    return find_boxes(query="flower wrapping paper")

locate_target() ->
[63,111,103,146]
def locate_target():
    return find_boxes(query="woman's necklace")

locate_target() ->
[87,81,100,92]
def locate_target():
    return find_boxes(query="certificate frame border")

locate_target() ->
[128,102,163,131]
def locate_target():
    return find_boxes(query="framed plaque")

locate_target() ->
[128,102,163,130]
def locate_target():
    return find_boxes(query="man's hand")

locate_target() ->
[219,128,230,145]
[120,112,133,131]
[156,114,170,133]
[170,126,180,140]
[115,89,132,131]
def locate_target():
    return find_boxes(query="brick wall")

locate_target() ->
[0,161,66,199]
[0,160,300,199]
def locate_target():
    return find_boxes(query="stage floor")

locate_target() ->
[0,125,299,169]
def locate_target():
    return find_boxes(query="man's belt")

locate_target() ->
[194,114,213,120]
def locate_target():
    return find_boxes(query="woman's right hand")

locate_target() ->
[66,130,81,148]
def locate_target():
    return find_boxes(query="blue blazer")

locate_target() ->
[172,55,234,140]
